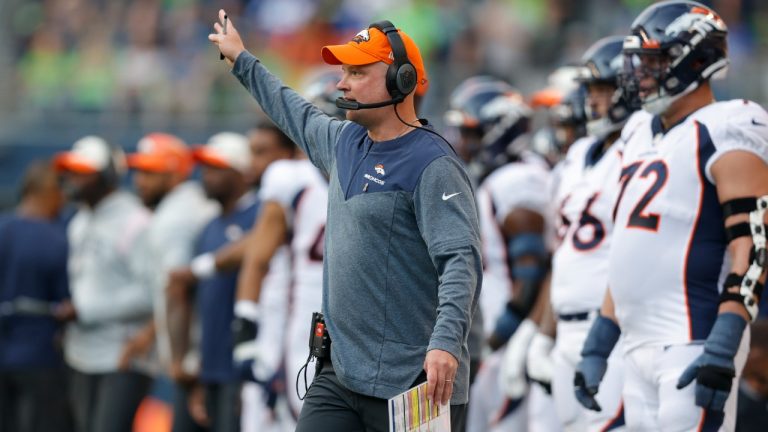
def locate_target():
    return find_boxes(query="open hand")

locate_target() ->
[208,9,245,67]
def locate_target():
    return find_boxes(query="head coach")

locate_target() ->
[210,10,481,431]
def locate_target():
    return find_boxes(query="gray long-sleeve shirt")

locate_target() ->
[232,51,482,403]
[65,191,153,373]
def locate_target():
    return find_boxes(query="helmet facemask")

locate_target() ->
[622,3,729,116]
[584,81,630,140]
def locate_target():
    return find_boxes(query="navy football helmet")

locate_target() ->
[622,1,728,115]
[444,76,531,180]
[550,86,587,151]
[576,36,635,140]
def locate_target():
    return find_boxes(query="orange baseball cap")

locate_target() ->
[54,136,116,174]
[127,133,193,177]
[529,88,564,109]
[321,25,429,96]
[192,132,252,175]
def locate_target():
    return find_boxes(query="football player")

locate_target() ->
[546,36,635,431]
[445,76,551,431]
[575,2,768,430]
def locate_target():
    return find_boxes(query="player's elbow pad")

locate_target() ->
[719,195,768,321]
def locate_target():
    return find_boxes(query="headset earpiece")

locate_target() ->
[369,20,417,101]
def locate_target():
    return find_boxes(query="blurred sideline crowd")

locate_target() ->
[1,0,767,121]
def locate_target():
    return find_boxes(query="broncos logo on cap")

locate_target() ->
[351,29,370,44]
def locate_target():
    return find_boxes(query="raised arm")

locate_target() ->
[208,9,346,175]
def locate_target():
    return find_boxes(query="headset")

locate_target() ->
[335,20,417,111]
[334,20,458,156]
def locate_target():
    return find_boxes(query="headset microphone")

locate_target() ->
[335,96,403,111]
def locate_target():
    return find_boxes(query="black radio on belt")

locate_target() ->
[308,311,330,359]
[297,312,331,401]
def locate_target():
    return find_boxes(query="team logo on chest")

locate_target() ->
[363,162,386,186]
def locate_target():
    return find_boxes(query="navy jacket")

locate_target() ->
[0,214,69,369]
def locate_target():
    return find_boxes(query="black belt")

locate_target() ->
[558,311,592,322]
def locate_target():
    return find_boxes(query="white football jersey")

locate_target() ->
[476,152,551,335]
[609,100,768,352]
[550,136,622,315]
[259,158,328,416]
[259,159,327,312]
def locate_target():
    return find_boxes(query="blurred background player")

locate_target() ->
[544,35,635,431]
[493,64,590,432]
[577,2,768,430]
[527,64,586,168]
[497,64,590,432]
[444,75,550,431]
[54,136,153,432]
[236,149,328,430]
[164,121,297,431]
[445,76,546,346]
[548,87,588,161]
[124,132,217,431]
[122,132,217,370]
[166,132,257,432]
[235,122,297,432]
[0,161,72,432]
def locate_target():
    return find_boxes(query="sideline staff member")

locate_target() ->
[210,10,481,431]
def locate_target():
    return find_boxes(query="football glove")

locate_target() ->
[526,331,555,393]
[500,319,537,399]
[676,312,746,412]
[574,314,620,412]
[232,301,261,381]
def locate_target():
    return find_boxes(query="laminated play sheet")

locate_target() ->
[388,381,451,432]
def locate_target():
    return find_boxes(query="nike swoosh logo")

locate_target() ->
[442,192,462,201]
[752,118,766,127]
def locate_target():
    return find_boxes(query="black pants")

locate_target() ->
[171,384,207,432]
[69,369,151,432]
[0,368,72,432]
[296,361,467,432]
[204,382,241,432]
[171,381,241,432]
